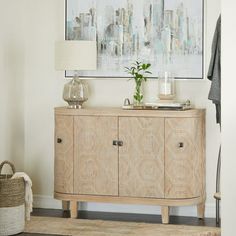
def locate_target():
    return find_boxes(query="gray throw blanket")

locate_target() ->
[208,15,221,124]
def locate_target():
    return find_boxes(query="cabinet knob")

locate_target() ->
[57,138,62,144]
[113,140,118,146]
[113,140,123,146]
[178,142,184,148]
[118,141,123,146]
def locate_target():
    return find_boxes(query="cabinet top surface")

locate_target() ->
[55,107,205,118]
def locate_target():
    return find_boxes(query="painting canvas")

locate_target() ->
[65,0,203,79]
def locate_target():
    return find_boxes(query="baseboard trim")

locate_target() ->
[33,194,216,218]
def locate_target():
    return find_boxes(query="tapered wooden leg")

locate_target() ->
[197,202,205,219]
[161,206,169,224]
[70,200,78,219]
[62,201,70,211]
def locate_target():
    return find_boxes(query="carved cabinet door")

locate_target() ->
[54,115,74,194]
[74,116,119,196]
[119,117,165,198]
[165,117,203,198]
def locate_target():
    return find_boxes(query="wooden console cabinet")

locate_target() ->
[54,107,205,223]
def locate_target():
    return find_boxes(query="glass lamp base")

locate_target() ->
[66,100,87,109]
[63,76,89,109]
[67,104,82,109]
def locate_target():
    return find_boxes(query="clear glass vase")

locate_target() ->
[133,82,144,106]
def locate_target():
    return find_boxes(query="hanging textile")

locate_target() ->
[208,15,221,124]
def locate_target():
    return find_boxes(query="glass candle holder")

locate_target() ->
[158,72,175,100]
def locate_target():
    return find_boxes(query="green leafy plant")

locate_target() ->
[125,61,152,105]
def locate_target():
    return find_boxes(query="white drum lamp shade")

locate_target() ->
[55,40,97,71]
[54,40,97,109]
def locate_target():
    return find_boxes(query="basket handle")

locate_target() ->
[0,161,16,174]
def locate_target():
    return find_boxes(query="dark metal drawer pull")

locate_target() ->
[57,138,62,144]
[178,142,184,148]
[113,140,123,146]
[118,141,123,146]
[113,140,118,146]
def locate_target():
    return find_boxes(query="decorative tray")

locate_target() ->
[122,101,192,111]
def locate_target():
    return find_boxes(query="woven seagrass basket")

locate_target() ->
[0,161,25,236]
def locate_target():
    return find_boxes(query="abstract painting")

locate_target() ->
[65,0,203,79]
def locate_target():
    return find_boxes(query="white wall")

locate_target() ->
[0,0,221,218]
[23,0,65,196]
[221,0,236,235]
[0,0,25,170]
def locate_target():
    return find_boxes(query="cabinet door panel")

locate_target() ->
[165,118,203,198]
[74,116,118,196]
[119,117,164,198]
[54,115,74,194]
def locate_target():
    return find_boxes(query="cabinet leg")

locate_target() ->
[70,201,78,219]
[161,206,169,224]
[197,202,205,219]
[62,201,70,211]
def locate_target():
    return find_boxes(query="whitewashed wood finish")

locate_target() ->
[161,206,169,224]
[54,108,205,222]
[74,116,119,196]
[197,202,205,219]
[54,115,74,194]
[119,117,164,198]
[70,201,78,219]
[55,107,204,118]
[165,118,202,199]
[62,201,70,211]
[55,192,204,207]
[200,115,206,199]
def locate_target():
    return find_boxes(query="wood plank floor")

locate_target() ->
[19,208,220,236]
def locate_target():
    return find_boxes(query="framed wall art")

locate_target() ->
[65,0,204,79]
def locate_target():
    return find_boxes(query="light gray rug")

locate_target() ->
[25,216,221,236]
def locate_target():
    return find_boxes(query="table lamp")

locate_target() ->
[55,40,97,108]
